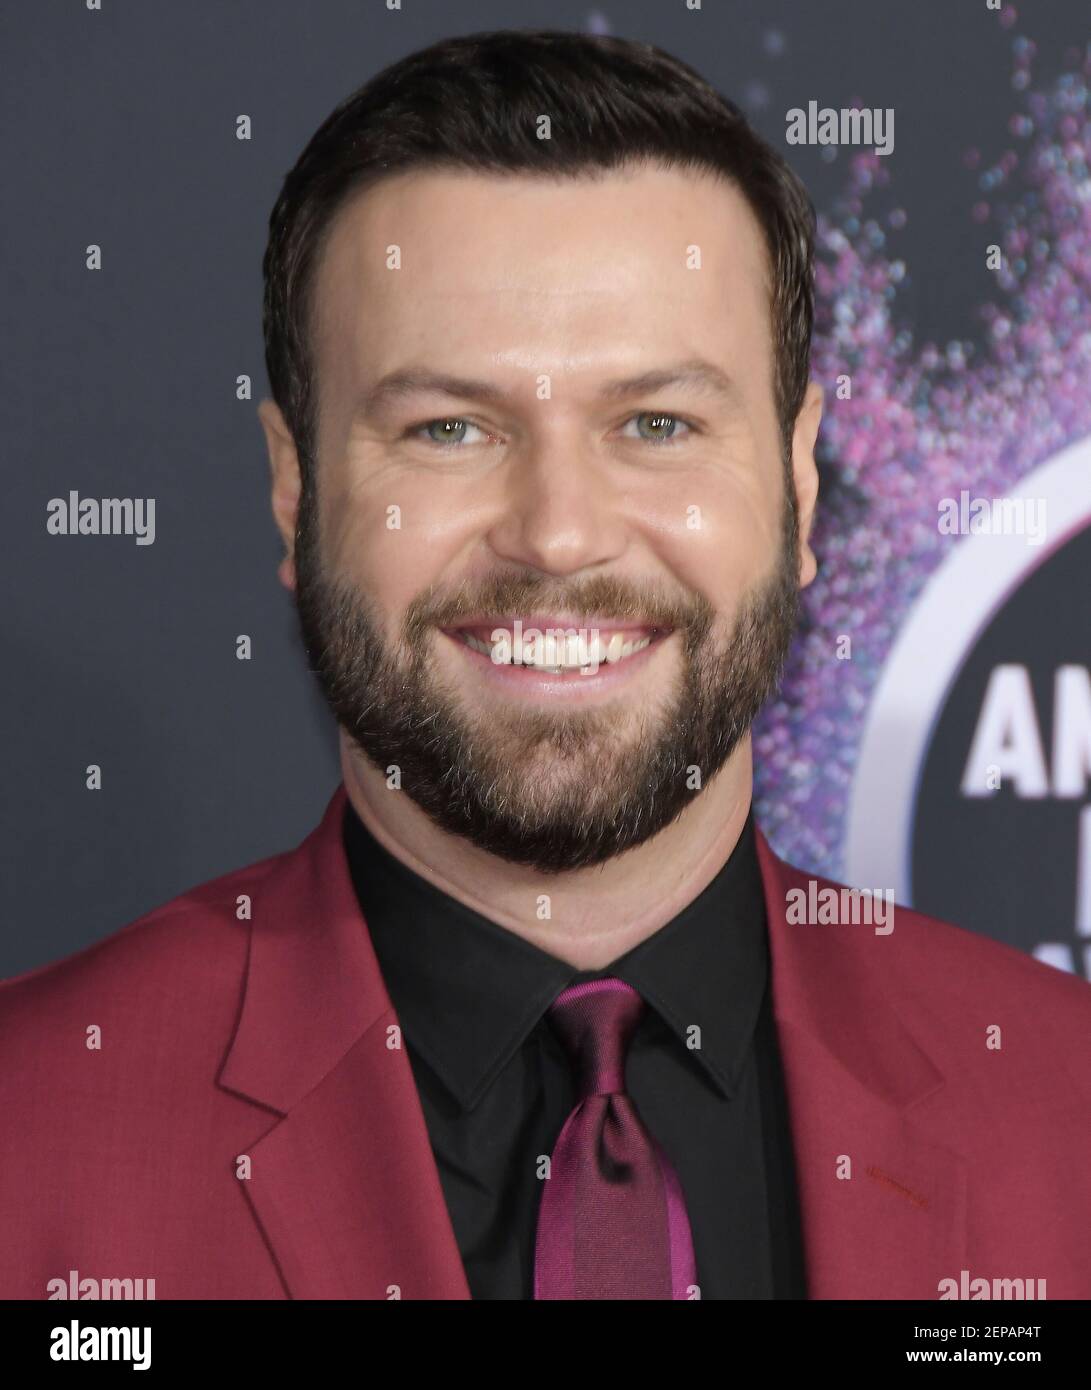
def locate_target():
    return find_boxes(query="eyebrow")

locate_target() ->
[354,358,746,417]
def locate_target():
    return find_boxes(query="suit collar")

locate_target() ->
[753,827,968,1298]
[219,782,386,1113]
[219,782,471,1298]
[752,826,944,1109]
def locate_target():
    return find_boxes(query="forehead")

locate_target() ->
[309,161,773,404]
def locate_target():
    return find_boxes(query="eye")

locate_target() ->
[404,412,697,450]
[619,412,695,446]
[406,418,492,449]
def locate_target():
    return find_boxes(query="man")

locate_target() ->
[2,29,1088,1302]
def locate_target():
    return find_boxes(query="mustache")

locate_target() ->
[404,573,714,642]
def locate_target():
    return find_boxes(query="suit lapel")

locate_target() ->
[236,1022,470,1299]
[754,827,968,1298]
[218,785,470,1299]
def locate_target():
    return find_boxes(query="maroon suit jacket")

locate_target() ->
[2,784,1088,1300]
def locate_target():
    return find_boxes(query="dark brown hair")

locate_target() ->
[262,28,816,482]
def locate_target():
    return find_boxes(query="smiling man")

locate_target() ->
[270,157,813,907]
[1,29,1088,1304]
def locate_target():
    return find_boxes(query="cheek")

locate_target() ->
[321,471,474,623]
[642,473,783,609]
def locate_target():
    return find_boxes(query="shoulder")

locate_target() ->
[761,834,1091,1068]
[881,899,1091,1078]
[882,894,1089,1012]
[0,846,289,1051]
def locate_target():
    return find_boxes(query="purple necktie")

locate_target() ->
[533,977,698,1299]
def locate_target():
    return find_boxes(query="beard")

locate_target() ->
[292,472,801,874]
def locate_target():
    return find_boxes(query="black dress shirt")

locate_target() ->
[342,800,807,1300]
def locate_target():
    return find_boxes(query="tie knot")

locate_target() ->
[546,977,645,1099]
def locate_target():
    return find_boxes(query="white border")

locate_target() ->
[844,436,1091,899]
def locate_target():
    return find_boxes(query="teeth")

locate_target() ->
[609,635,652,664]
[460,631,654,669]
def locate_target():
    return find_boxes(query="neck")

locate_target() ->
[339,732,754,970]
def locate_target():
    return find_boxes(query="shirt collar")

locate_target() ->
[342,803,769,1112]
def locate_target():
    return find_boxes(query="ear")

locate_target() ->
[790,380,823,590]
[257,398,302,591]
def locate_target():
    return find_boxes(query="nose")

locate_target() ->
[482,432,631,578]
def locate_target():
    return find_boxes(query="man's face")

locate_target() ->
[272,162,819,872]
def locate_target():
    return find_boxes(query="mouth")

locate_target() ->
[440,616,675,674]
